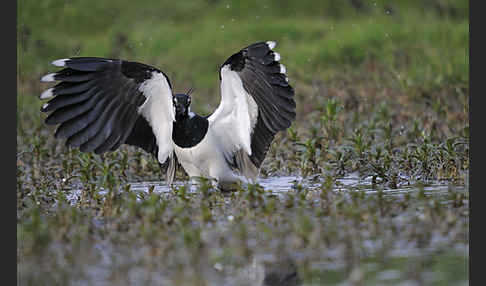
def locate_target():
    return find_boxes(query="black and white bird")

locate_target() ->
[39,41,296,190]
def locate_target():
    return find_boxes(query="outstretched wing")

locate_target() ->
[208,41,296,178]
[39,57,176,169]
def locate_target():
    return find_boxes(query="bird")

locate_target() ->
[39,41,296,190]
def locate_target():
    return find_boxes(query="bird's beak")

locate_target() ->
[175,106,186,120]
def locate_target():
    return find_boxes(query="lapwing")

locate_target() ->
[39,41,296,190]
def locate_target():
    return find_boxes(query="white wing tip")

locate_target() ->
[266,41,277,50]
[51,59,68,67]
[42,103,49,110]
[40,88,54,99]
[41,73,56,82]
[279,64,286,74]
[273,52,281,61]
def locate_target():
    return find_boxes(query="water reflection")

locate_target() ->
[261,256,301,286]
[217,254,301,286]
[65,174,467,205]
[58,174,467,285]
[127,174,466,197]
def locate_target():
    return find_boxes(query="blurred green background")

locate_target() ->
[18,0,468,113]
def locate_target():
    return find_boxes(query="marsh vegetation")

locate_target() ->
[18,1,469,285]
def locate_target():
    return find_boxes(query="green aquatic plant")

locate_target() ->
[320,98,343,142]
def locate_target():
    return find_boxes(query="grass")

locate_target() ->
[17,0,469,285]
[18,0,468,92]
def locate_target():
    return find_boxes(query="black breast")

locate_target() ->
[172,115,209,148]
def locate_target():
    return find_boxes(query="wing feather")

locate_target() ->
[40,57,176,166]
[209,41,296,177]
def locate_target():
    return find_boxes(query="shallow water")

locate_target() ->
[56,174,468,286]
[65,173,467,206]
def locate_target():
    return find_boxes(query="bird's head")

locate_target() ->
[173,93,192,121]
